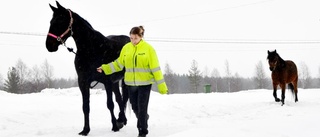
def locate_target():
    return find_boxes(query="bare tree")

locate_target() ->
[0,74,3,90]
[254,60,268,89]
[188,59,202,93]
[164,62,177,94]
[30,65,45,92]
[15,59,30,92]
[225,60,232,92]
[231,72,242,92]
[299,62,311,88]
[210,68,220,92]
[42,59,54,88]
[202,66,211,89]
[318,66,320,86]
[203,66,209,78]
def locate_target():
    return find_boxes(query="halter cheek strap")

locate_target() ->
[48,9,74,43]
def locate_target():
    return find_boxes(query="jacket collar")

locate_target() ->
[131,39,144,47]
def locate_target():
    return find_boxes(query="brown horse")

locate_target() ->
[267,50,298,106]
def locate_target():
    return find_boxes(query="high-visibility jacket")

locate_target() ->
[101,40,168,94]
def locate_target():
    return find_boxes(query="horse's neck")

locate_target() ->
[71,17,103,53]
[72,23,93,43]
[277,57,286,69]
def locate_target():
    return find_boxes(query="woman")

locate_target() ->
[97,26,168,137]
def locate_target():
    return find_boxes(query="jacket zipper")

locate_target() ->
[133,46,137,85]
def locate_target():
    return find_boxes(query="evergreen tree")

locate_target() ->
[188,59,202,93]
[4,67,20,93]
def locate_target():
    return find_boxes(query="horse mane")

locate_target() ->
[71,11,94,31]
[276,52,286,68]
[70,10,114,51]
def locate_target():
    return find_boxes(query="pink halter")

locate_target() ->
[47,9,74,43]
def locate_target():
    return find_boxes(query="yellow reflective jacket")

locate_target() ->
[101,40,168,94]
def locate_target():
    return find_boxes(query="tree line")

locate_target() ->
[0,59,78,94]
[0,59,319,94]
[163,59,320,94]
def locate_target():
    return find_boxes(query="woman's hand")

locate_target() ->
[97,67,103,73]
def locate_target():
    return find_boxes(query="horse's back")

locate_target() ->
[106,35,130,46]
[100,35,130,63]
[285,60,298,81]
[272,60,298,83]
[286,60,297,73]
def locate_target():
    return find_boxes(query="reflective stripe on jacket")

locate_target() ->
[101,40,168,93]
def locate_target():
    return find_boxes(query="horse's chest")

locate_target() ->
[271,70,287,83]
[75,55,100,72]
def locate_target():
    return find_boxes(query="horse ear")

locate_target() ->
[49,4,57,12]
[267,50,270,54]
[56,1,66,10]
[274,49,277,53]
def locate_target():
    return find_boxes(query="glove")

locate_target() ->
[158,83,168,94]
[159,89,168,95]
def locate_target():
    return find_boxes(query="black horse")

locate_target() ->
[45,1,130,135]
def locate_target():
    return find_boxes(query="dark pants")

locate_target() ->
[128,85,151,135]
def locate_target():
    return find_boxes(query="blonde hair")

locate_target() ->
[130,26,145,37]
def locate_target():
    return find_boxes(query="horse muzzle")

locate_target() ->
[269,67,275,71]
[45,38,59,52]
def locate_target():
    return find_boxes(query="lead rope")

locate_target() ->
[90,81,99,89]
[62,42,76,54]
[60,27,76,54]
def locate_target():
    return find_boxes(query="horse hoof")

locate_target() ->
[275,98,281,102]
[78,127,90,136]
[79,130,90,136]
[112,127,120,132]
[116,121,125,129]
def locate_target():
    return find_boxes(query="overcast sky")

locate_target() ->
[1,0,320,79]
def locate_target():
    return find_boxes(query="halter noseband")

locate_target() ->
[48,9,74,44]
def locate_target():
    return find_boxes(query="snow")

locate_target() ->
[1,88,320,137]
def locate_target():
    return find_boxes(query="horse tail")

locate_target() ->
[288,83,295,99]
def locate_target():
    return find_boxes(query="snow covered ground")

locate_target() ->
[1,88,320,137]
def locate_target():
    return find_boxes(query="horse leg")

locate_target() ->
[273,84,280,102]
[104,81,120,132]
[293,79,298,102]
[78,81,91,136]
[122,80,129,113]
[112,82,127,128]
[280,83,286,106]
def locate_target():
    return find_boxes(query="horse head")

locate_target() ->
[267,50,280,71]
[267,50,285,71]
[46,1,73,52]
